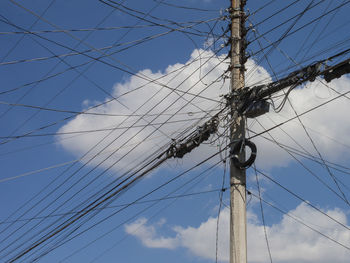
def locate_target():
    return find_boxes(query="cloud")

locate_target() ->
[124,218,179,249]
[56,47,350,172]
[56,49,270,171]
[124,203,350,263]
[251,76,350,169]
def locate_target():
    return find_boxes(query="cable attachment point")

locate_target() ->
[231,139,257,169]
[167,117,219,159]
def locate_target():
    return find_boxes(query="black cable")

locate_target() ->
[9,140,231,262]
[247,0,317,79]
[0,100,221,118]
[0,52,227,257]
[250,0,277,16]
[254,164,273,263]
[0,22,199,36]
[0,188,227,225]
[246,127,273,263]
[60,160,228,263]
[247,90,350,140]
[251,120,350,205]
[0,116,215,139]
[291,0,336,63]
[255,168,350,233]
[248,191,350,251]
[249,0,326,44]
[0,37,223,146]
[251,0,302,28]
[0,20,196,144]
[152,0,219,12]
[249,1,350,57]
[0,14,222,147]
[22,113,232,262]
[251,131,350,182]
[215,158,228,263]
[0,24,215,67]
[251,18,350,206]
[0,40,225,245]
[0,0,56,63]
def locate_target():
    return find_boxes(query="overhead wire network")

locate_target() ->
[0,0,350,262]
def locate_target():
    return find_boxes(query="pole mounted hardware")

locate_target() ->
[231,139,257,169]
[167,116,219,159]
[324,60,350,82]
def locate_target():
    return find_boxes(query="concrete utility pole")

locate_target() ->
[229,0,247,263]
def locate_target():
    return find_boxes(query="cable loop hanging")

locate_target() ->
[231,139,257,169]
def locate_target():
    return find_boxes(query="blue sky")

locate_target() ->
[0,0,350,262]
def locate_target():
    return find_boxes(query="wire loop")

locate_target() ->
[231,139,257,169]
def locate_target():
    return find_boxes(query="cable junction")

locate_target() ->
[166,114,219,158]
[226,53,350,117]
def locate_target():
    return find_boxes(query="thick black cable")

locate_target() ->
[58,160,227,263]
[0,40,225,244]
[0,16,222,146]
[0,51,227,257]
[9,139,231,262]
[32,141,231,262]
[252,19,350,206]
[247,90,350,140]
[20,112,230,261]
[247,0,317,79]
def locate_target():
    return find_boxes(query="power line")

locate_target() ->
[249,1,350,57]
[0,0,56,64]
[255,168,350,233]
[0,188,228,225]
[46,160,227,262]
[248,191,350,251]
[0,52,227,257]
[152,0,219,12]
[7,138,231,262]
[0,42,226,247]
[249,121,350,205]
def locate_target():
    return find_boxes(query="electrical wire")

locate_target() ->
[248,191,350,251]
[248,89,350,140]
[0,40,226,245]
[249,1,350,57]
[7,138,232,262]
[0,52,228,258]
[250,120,350,205]
[0,0,56,63]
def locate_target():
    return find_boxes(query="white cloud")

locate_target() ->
[57,49,228,171]
[124,203,350,263]
[250,76,350,169]
[124,218,179,249]
[56,48,350,172]
[56,49,270,171]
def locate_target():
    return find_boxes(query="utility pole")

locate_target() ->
[229,0,247,263]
